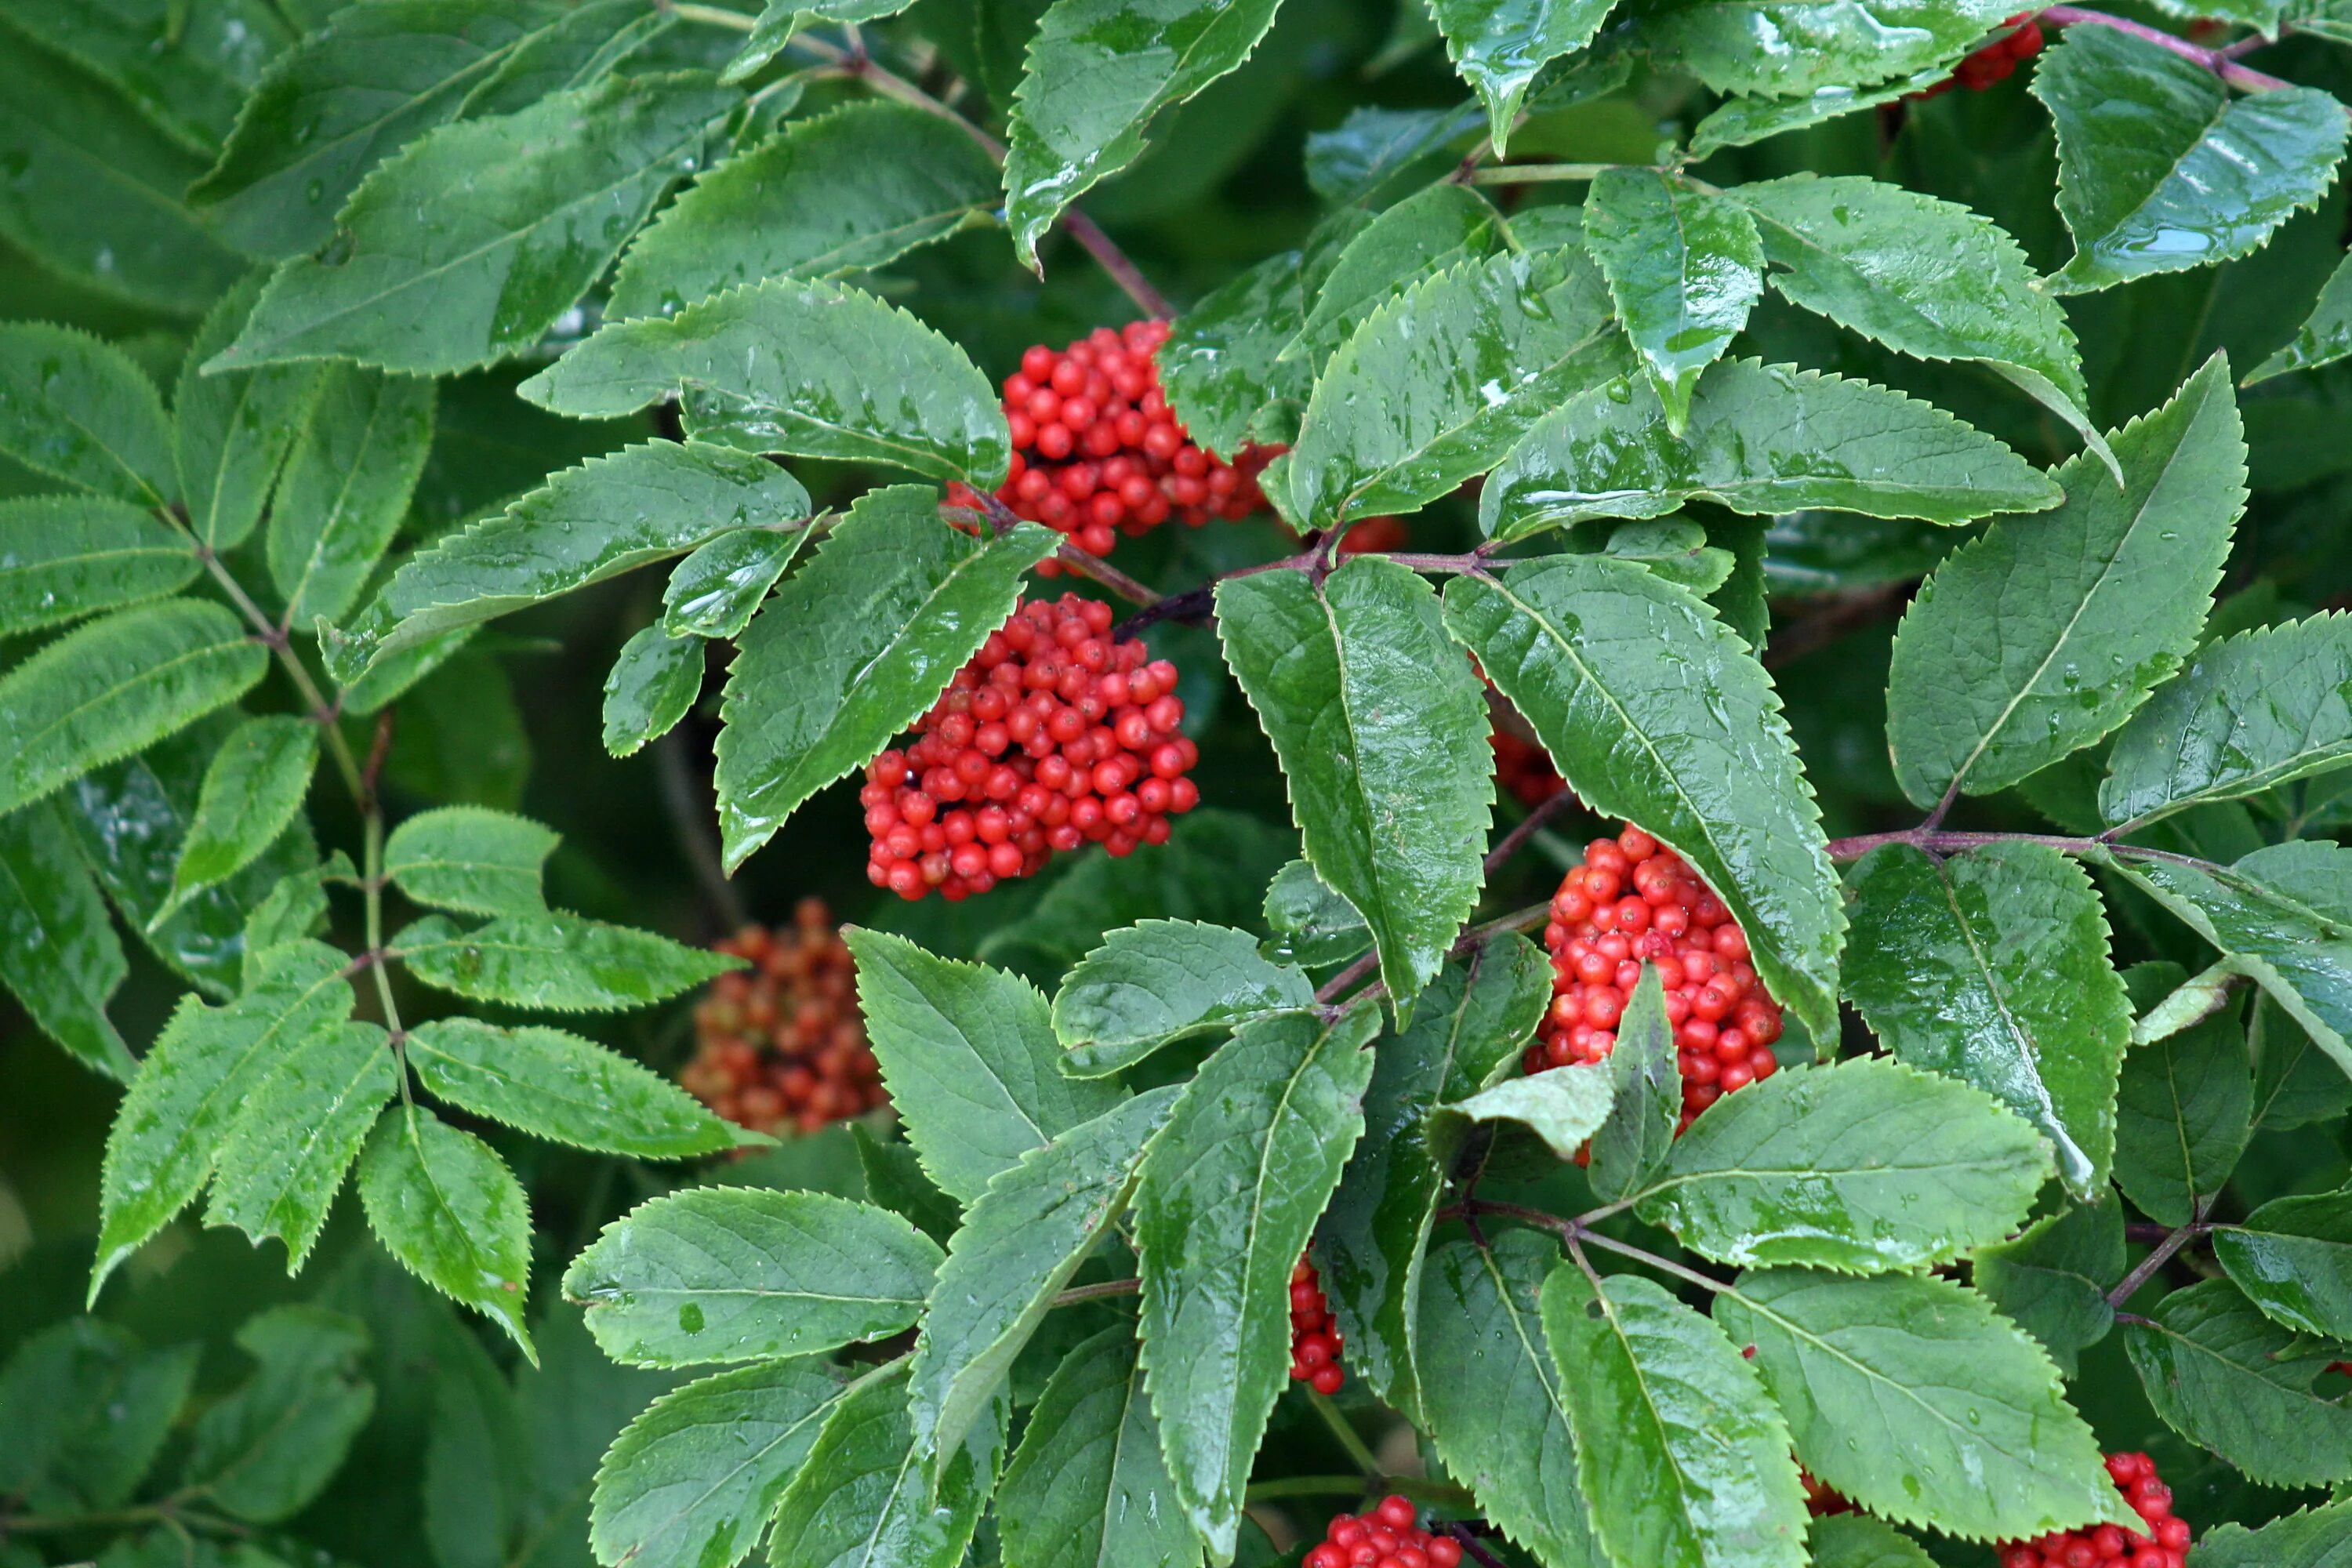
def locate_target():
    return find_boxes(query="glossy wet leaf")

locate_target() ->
[1431,0,1617,147]
[565,1188,942,1367]
[158,715,318,924]
[1481,361,2057,538]
[1439,1059,1614,1160]
[2194,1497,2352,1568]
[266,366,436,628]
[182,1306,376,1521]
[1417,1232,1602,1567]
[396,910,738,1012]
[1288,186,1507,379]
[2113,976,2250,1225]
[998,1327,1199,1568]
[2033,25,2349,294]
[1639,0,2015,96]
[1687,68,1951,157]
[0,801,132,1080]
[1217,559,1489,1012]
[1541,1269,1808,1568]
[1134,1008,1378,1558]
[1887,354,2245,806]
[1291,249,1630,524]
[2212,1184,2352,1339]
[0,495,197,639]
[521,276,1010,487]
[1582,965,1680,1203]
[326,441,809,683]
[0,1318,197,1514]
[2122,1276,2352,1486]
[384,804,558,917]
[603,625,704,758]
[1051,920,1316,1076]
[2100,613,2352,828]
[720,0,924,85]
[662,527,809,641]
[358,1106,535,1359]
[1443,555,1844,1044]
[175,273,325,551]
[1259,857,1372,968]
[0,0,289,156]
[1716,1269,2131,1541]
[763,1359,1002,1568]
[1584,170,1763,432]
[1805,1516,1938,1568]
[909,1088,1176,1468]
[408,1018,743,1160]
[0,322,176,506]
[1972,1199,2124,1377]
[2249,250,2352,381]
[92,939,353,1296]
[1305,102,1485,205]
[206,1021,396,1270]
[609,102,998,321]
[845,927,1127,1204]
[1160,249,1315,460]
[1842,842,2129,1196]
[590,1359,851,1568]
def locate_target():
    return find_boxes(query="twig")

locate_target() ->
[2108,1207,2216,1308]
[1484,789,1579,879]
[1062,210,1174,319]
[1461,162,1617,184]
[1760,582,1911,670]
[1446,1523,1512,1568]
[1051,546,1163,607]
[2039,6,2293,90]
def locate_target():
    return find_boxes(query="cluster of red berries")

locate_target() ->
[947,321,1276,570]
[1527,825,1784,1130]
[861,593,1200,901]
[682,902,885,1135]
[1305,1497,1464,1568]
[1288,1257,1346,1396]
[1915,12,2044,96]
[1998,1454,2192,1568]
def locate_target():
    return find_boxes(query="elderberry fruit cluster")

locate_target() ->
[1915,11,2044,96]
[1529,825,1784,1128]
[683,902,885,1135]
[862,593,1200,901]
[947,321,1277,570]
[1998,1453,2192,1568]
[1287,1257,1346,1396]
[1304,1497,1465,1568]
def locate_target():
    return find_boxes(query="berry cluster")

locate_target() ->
[1527,825,1784,1129]
[1915,12,2044,96]
[1490,727,1566,809]
[1288,1257,1346,1396]
[948,321,1276,569]
[682,902,885,1135]
[1305,1497,1464,1568]
[1336,514,1409,555]
[1998,1454,2192,1568]
[862,593,1200,901]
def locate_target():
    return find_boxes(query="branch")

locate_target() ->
[1821,826,2218,873]
[2107,1204,2216,1308]
[2038,6,2293,90]
[1483,787,1580,880]
[1051,545,1163,607]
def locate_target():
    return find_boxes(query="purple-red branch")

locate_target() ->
[2038,6,2292,91]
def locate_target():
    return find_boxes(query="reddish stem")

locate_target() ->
[2038,6,2292,90]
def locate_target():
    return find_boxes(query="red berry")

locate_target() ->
[683,902,888,1138]
[1287,1256,1348,1396]
[1998,1455,2190,1568]
[1314,1501,1462,1568]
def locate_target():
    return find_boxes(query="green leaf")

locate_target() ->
[566,1188,942,1367]
[1159,249,1314,461]
[521,278,1011,487]
[1134,1008,1378,1557]
[454,0,676,119]
[1638,1058,2049,1272]
[1417,1232,1602,1568]
[0,321,176,505]
[0,0,289,158]
[2249,250,2352,381]
[909,1088,1178,1468]
[2032,24,2350,294]
[1803,1516,1938,1568]
[358,1105,536,1359]
[2251,990,2351,1131]
[1686,69,1951,158]
[159,715,318,923]
[266,366,437,627]
[214,74,734,375]
[0,495,198,638]
[1304,102,1484,205]
[1051,920,1316,1077]
[1443,554,1844,1044]
[1285,184,1508,376]
[2100,614,2352,828]
[182,1305,374,1522]
[2212,1185,2352,1338]
[844,927,1127,1205]
[1641,0,2013,95]
[175,274,326,552]
[998,1327,1201,1568]
[1715,1269,2130,1541]
[189,0,572,260]
[1887,353,2245,807]
[716,493,1054,868]
[327,440,808,684]
[1260,857,1373,969]
[590,1359,853,1568]
[206,1021,397,1270]
[93,940,353,1297]
[2113,979,2250,1226]
[1588,965,1680,1202]
[603,624,704,759]
[1289,249,1629,524]
[2193,1495,2352,1568]
[662,526,810,641]
[609,102,999,321]
[719,0,920,85]
[1439,1060,1614,1160]
[763,1359,1002,1568]
[396,909,739,1011]
[1216,558,1491,1012]
[1583,169,1764,433]
[384,804,558,917]
[1318,937,1550,1420]
[1971,1199,2125,1377]
[0,1319,195,1514]
[1479,360,2058,538]
[0,800,133,1080]
[1842,842,2129,1196]
[2122,1276,2352,1486]
[1541,1268,1808,1568]
[407,1018,743,1160]
[1431,0,1617,148]
[853,1126,963,1246]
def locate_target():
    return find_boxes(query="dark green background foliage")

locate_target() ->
[2,1,2352,1566]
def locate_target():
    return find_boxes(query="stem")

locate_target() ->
[1050,1277,1142,1306]
[1378,550,1497,577]
[662,2,754,28]
[1306,1388,1385,1479]
[1463,162,1616,183]
[1062,210,1175,319]
[1483,788,1580,880]
[1822,826,2216,873]
[1051,546,1163,607]
[2038,7,2293,90]
[2108,1206,2216,1308]
[1244,1475,1475,1508]
[1439,1198,1733,1297]
[1446,1524,1511,1568]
